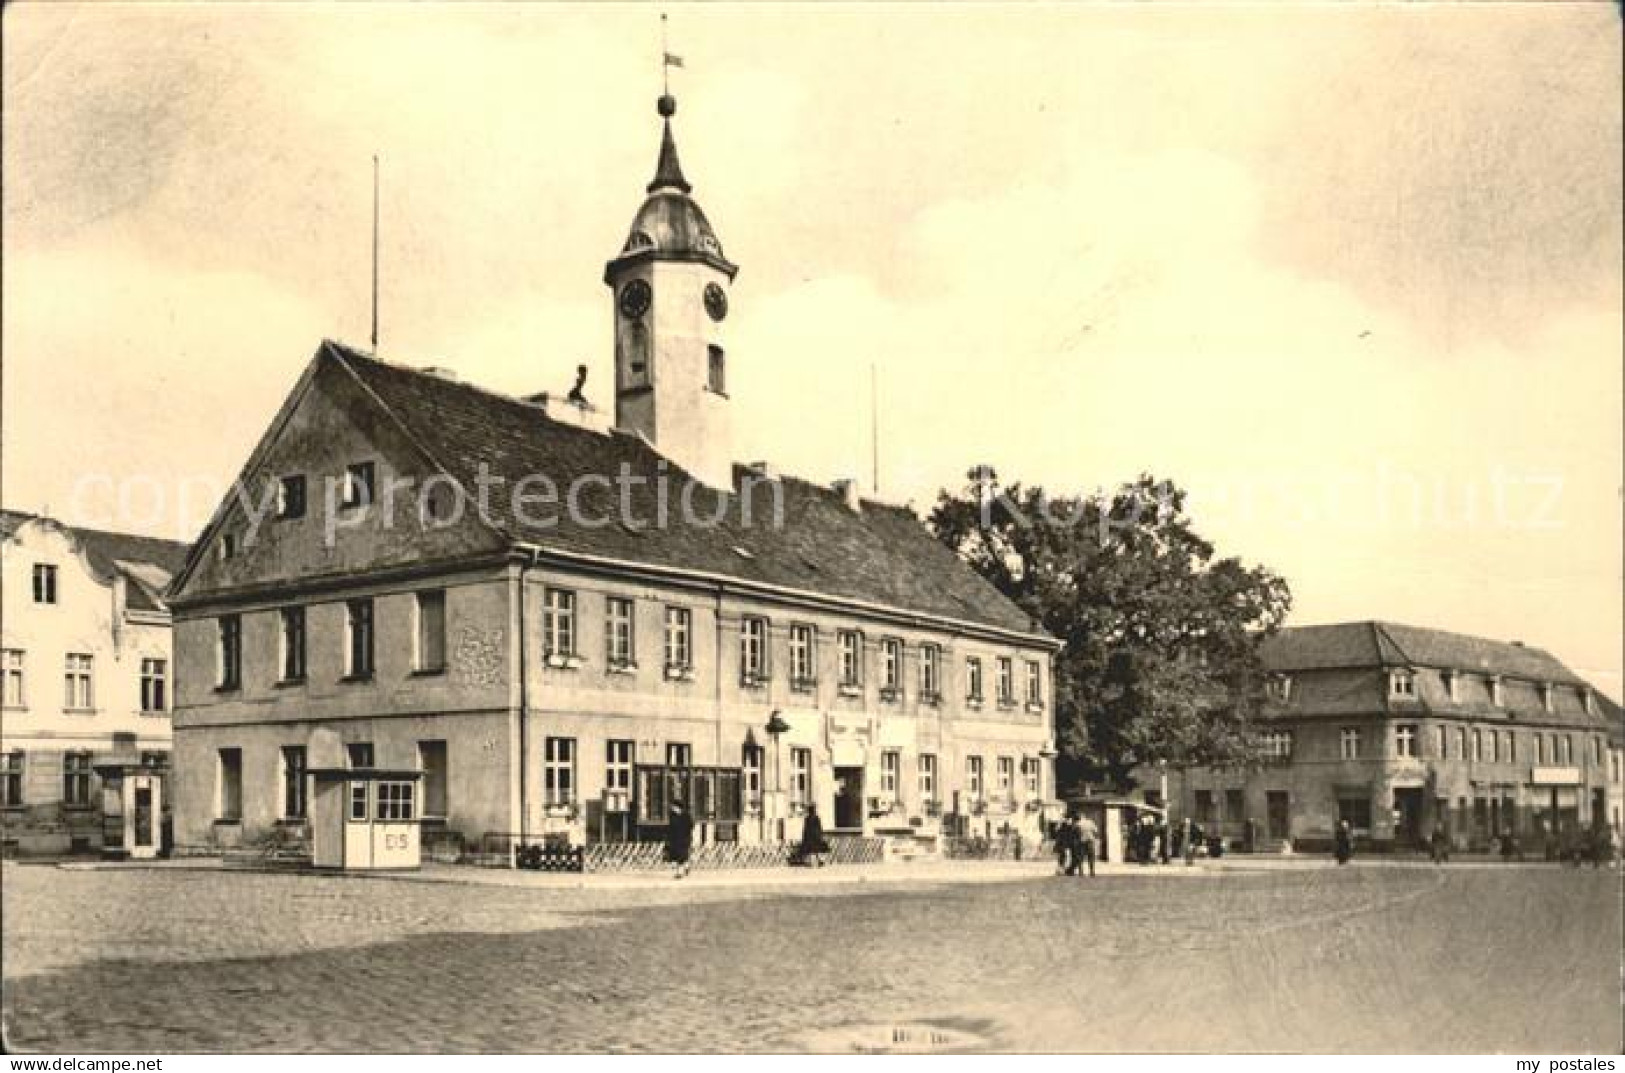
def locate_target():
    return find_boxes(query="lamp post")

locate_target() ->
[765,710,790,843]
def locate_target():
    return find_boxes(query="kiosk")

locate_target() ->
[309,767,423,871]
[94,761,165,860]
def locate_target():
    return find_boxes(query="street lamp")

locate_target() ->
[765,710,790,842]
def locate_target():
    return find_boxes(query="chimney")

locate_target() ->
[748,460,779,480]
[420,366,459,381]
[832,478,861,512]
[524,391,610,434]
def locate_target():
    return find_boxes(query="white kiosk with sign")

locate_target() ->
[309,767,423,871]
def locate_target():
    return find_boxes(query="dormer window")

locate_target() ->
[1443,670,1459,703]
[1389,670,1415,699]
[1268,674,1294,703]
[1489,677,1504,707]
[342,462,375,510]
[1540,683,1554,714]
[1583,688,1595,716]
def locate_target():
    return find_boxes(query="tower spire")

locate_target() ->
[651,17,690,194]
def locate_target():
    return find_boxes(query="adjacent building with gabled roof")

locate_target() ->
[166,89,1058,860]
[1,510,190,856]
[1172,621,1622,853]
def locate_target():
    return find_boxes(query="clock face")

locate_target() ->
[704,282,729,322]
[619,279,652,320]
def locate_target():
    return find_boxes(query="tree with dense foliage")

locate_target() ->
[929,472,1292,794]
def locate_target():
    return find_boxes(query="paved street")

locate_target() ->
[2,859,1619,1053]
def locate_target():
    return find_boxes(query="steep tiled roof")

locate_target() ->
[1262,621,1620,729]
[324,343,1046,640]
[1,509,191,611]
[1262,621,1584,685]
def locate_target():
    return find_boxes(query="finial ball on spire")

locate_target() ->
[657,93,677,118]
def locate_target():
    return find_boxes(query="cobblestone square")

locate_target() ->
[2,860,1619,1053]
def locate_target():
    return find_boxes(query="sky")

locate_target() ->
[4,3,1621,698]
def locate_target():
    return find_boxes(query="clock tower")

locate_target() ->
[604,92,739,491]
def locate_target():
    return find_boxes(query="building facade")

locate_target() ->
[1171,622,1623,852]
[0,511,189,855]
[167,91,1058,858]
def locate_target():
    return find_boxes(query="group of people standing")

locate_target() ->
[1051,812,1100,876]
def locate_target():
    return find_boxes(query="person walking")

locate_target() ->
[1053,814,1077,875]
[665,799,694,879]
[1429,823,1450,864]
[796,803,831,867]
[1334,819,1354,865]
[1075,812,1099,877]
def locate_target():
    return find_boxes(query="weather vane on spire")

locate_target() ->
[661,13,684,99]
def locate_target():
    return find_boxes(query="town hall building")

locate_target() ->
[166,89,1059,859]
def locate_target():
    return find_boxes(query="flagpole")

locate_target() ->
[661,14,669,96]
[370,153,380,352]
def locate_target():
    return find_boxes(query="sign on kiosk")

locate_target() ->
[309,766,424,871]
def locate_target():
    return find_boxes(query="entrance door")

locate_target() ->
[1265,791,1290,841]
[833,766,864,830]
[1392,788,1423,847]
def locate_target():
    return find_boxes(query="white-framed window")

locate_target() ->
[606,740,634,807]
[918,753,937,803]
[920,644,941,701]
[1457,726,1467,762]
[1339,727,1361,761]
[63,654,93,711]
[996,657,1015,705]
[605,596,635,668]
[218,615,242,690]
[349,780,368,822]
[1,751,24,807]
[376,781,414,821]
[1443,671,1459,703]
[544,737,576,805]
[1268,674,1294,703]
[790,746,812,806]
[277,474,307,520]
[666,742,692,769]
[663,607,692,671]
[965,657,984,702]
[216,748,242,820]
[880,638,902,696]
[32,564,58,604]
[880,750,900,797]
[345,598,374,678]
[1560,734,1572,765]
[218,532,238,561]
[1508,733,1518,765]
[63,751,94,808]
[1395,724,1417,759]
[789,624,815,687]
[418,740,447,818]
[1472,729,1484,763]
[281,745,308,820]
[1261,730,1293,759]
[966,755,984,800]
[1594,736,1604,766]
[346,742,375,768]
[1021,757,1040,797]
[1540,684,1554,713]
[996,756,1014,798]
[415,590,447,673]
[543,588,576,658]
[140,658,167,713]
[1535,733,1546,765]
[742,744,763,807]
[3,650,25,708]
[280,606,306,682]
[1389,670,1415,698]
[341,461,375,509]
[1488,730,1499,764]
[1025,660,1043,706]
[838,630,863,688]
[1435,725,1447,759]
[740,616,769,683]
[1489,678,1504,707]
